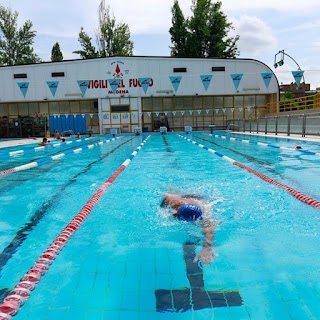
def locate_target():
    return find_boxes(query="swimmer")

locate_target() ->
[295,145,302,149]
[161,193,216,265]
[38,137,49,146]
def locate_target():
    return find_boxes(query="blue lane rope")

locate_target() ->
[0,137,97,159]
[210,133,320,156]
[0,137,124,176]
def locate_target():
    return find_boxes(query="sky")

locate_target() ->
[7,0,320,89]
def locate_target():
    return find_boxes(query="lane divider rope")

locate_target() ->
[0,137,123,177]
[178,134,320,209]
[210,133,320,156]
[0,137,95,158]
[0,135,151,319]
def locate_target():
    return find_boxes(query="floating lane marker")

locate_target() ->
[0,135,151,318]
[0,137,123,177]
[178,134,320,209]
[210,133,320,156]
[0,137,98,159]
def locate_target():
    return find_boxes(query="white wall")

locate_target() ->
[0,57,278,103]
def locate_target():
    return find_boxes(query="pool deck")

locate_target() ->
[232,132,320,143]
[0,137,44,148]
[0,132,320,149]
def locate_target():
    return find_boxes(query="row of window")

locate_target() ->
[0,100,97,117]
[13,72,65,79]
[173,66,225,73]
[142,95,270,111]
[12,67,225,79]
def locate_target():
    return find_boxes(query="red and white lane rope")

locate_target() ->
[0,135,151,319]
[178,134,320,210]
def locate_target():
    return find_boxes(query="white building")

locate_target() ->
[0,56,279,137]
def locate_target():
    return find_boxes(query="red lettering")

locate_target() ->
[93,80,99,89]
[149,78,154,87]
[118,79,125,88]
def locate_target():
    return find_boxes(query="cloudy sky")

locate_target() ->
[8,0,320,89]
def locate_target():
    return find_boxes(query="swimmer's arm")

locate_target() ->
[194,219,215,265]
[202,219,215,246]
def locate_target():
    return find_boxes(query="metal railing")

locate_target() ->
[266,92,320,114]
[227,112,320,137]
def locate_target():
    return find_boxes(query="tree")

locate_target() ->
[51,42,63,62]
[96,0,133,57]
[73,27,98,59]
[0,5,40,65]
[169,0,239,58]
[169,0,189,57]
[74,0,133,59]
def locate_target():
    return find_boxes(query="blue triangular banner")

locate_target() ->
[17,82,29,97]
[46,81,59,97]
[230,74,243,90]
[77,80,89,96]
[139,78,152,94]
[169,76,182,92]
[200,75,213,91]
[261,72,273,88]
[292,71,304,87]
[108,79,120,94]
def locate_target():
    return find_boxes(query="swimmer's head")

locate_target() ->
[177,204,202,221]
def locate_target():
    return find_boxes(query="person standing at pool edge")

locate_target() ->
[161,193,216,265]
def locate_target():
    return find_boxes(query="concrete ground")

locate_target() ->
[0,131,319,149]
[231,131,320,143]
[0,137,44,148]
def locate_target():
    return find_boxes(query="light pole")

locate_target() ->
[100,38,106,57]
[274,49,306,84]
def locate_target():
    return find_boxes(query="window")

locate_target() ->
[111,105,130,112]
[14,73,27,79]
[173,67,187,73]
[51,72,65,77]
[212,67,225,72]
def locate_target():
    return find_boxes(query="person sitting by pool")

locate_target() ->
[161,193,216,265]
[53,130,61,140]
[39,137,49,146]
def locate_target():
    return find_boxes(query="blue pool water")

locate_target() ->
[0,132,319,319]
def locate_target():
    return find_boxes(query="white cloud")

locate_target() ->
[232,16,277,54]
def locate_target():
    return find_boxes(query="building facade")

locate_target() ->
[0,56,279,137]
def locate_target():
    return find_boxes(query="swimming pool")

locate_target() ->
[0,132,319,319]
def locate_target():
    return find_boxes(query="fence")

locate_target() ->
[227,113,320,137]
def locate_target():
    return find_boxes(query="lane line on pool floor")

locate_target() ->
[0,136,124,177]
[178,134,320,210]
[210,133,320,156]
[0,135,151,318]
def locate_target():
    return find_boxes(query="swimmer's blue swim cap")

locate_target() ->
[177,204,202,221]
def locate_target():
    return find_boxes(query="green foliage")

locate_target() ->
[281,91,295,101]
[74,0,133,59]
[169,0,239,58]
[0,5,40,65]
[51,42,63,62]
[169,1,189,57]
[73,27,98,59]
